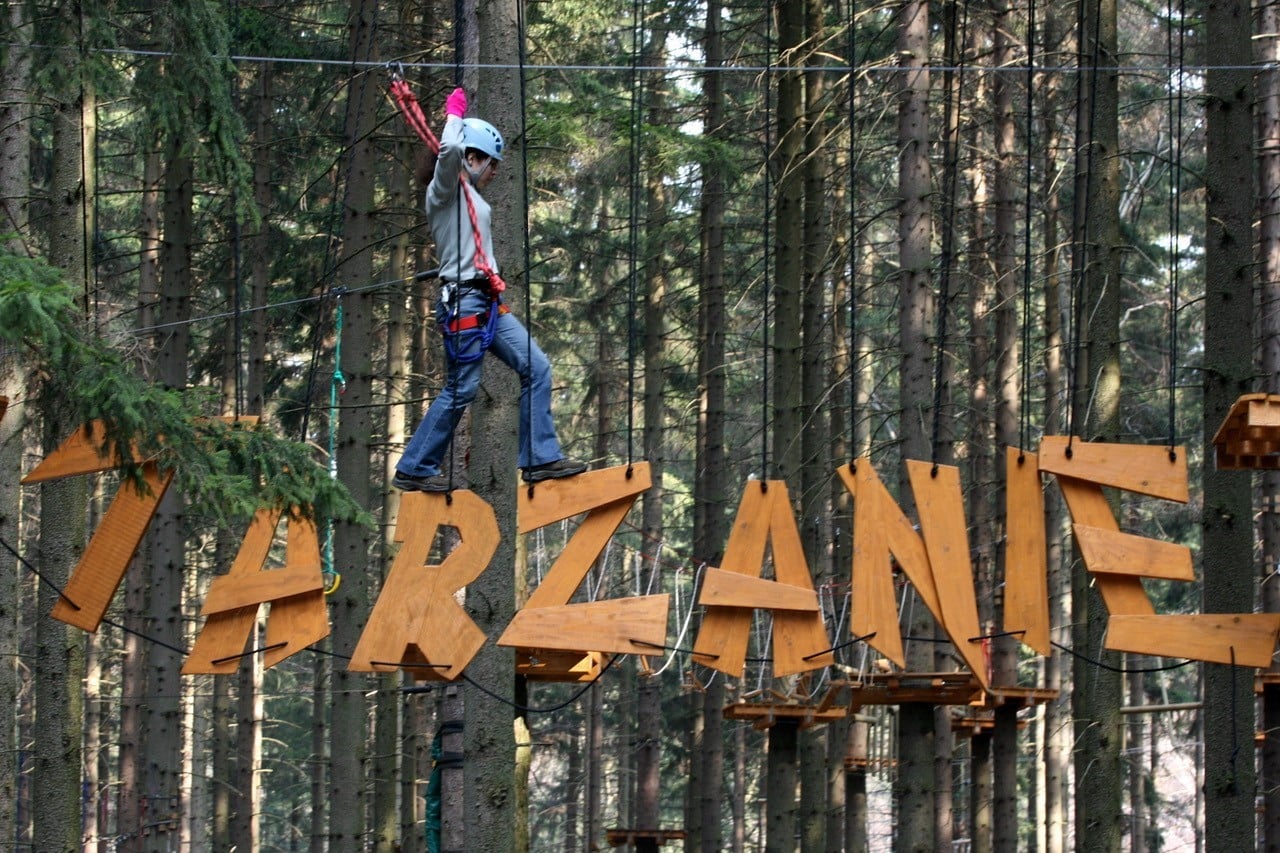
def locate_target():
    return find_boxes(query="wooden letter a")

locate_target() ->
[690,480,833,678]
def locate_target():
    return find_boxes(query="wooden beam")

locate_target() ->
[518,462,650,531]
[697,567,819,611]
[1038,435,1188,502]
[1073,523,1195,582]
[1004,448,1050,655]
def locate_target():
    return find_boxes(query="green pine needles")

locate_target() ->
[0,247,366,529]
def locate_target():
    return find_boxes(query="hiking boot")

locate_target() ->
[522,458,588,482]
[392,471,456,492]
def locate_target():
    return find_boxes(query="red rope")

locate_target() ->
[390,77,507,294]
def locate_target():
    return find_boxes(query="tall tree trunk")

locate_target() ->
[1071,0,1123,847]
[636,16,670,842]
[463,0,522,847]
[329,0,381,844]
[766,1,805,846]
[1257,0,1280,844]
[1202,0,1255,847]
[798,1,830,848]
[895,0,937,846]
[1040,2,1070,849]
[34,22,90,843]
[991,1,1022,849]
[0,0,31,844]
[142,138,193,853]
[694,0,728,847]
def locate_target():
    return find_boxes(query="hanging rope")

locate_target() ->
[761,2,774,481]
[846,2,859,466]
[1066,0,1106,452]
[1165,0,1185,457]
[625,0,645,467]
[1019,0,1037,456]
[930,0,969,470]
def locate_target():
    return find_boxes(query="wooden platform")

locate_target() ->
[723,701,847,730]
[1212,393,1280,469]
[605,829,686,848]
[951,709,1030,738]
[844,672,984,707]
[979,685,1060,709]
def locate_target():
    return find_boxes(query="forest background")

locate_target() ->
[0,0,1275,850]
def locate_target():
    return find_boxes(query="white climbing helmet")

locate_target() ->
[462,118,504,161]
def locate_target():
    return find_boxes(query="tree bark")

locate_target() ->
[1202,0,1256,847]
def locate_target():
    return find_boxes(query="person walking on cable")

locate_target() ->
[393,87,586,493]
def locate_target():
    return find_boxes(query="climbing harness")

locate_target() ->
[440,280,510,364]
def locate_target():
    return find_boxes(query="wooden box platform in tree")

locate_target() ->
[843,672,984,708]
[844,755,898,771]
[952,709,1029,738]
[722,701,847,730]
[1212,393,1280,469]
[516,648,610,683]
[605,828,686,849]
[979,685,1060,709]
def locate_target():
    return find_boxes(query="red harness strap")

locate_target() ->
[390,77,507,295]
[444,302,509,333]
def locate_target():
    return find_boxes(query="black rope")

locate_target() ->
[1067,0,1106,450]
[625,0,644,466]
[518,0,536,477]
[1019,0,1036,453]
[931,0,967,469]
[1049,640,1193,673]
[761,2,773,480]
[461,655,620,714]
[847,0,860,451]
[1165,0,1185,453]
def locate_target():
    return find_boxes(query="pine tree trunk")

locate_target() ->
[328,0,381,845]
[694,0,728,846]
[1071,0,1124,846]
[0,0,30,842]
[895,0,937,846]
[34,51,89,845]
[636,17,670,838]
[1201,0,1255,847]
[1257,0,1280,844]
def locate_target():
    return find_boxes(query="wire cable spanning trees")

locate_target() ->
[0,0,1260,849]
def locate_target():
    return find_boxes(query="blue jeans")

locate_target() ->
[397,288,564,477]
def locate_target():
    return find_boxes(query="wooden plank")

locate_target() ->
[1055,476,1155,616]
[840,461,905,668]
[698,567,819,611]
[691,482,772,677]
[50,463,174,631]
[692,481,832,677]
[518,462,651,531]
[22,415,260,483]
[1004,448,1050,655]
[907,460,987,688]
[349,490,496,680]
[762,481,835,675]
[262,513,330,667]
[199,566,324,614]
[524,497,634,610]
[1106,613,1280,668]
[516,649,608,682]
[1072,524,1195,582]
[1037,435,1188,502]
[500,595,669,655]
[22,420,147,481]
[184,509,330,673]
[183,507,282,674]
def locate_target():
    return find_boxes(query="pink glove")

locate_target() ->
[445,87,467,118]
